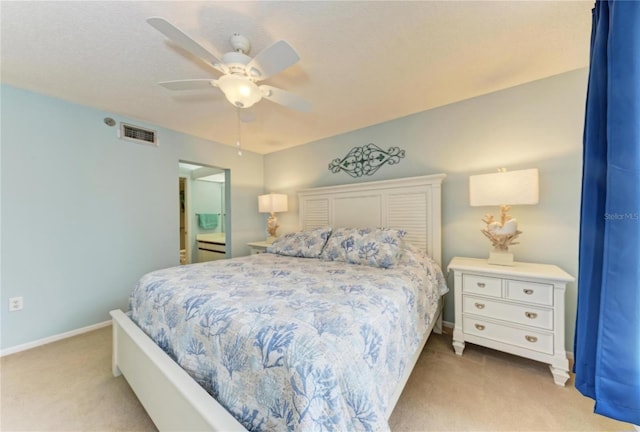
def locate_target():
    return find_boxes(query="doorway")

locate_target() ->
[178,162,230,264]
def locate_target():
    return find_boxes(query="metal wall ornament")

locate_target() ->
[328,143,406,177]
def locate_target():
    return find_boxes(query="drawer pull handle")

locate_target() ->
[477,282,486,288]
[523,289,534,295]
[525,312,538,319]
[474,303,485,309]
[475,324,485,331]
[525,335,538,343]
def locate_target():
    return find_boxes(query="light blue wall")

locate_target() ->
[0,85,264,350]
[265,69,588,352]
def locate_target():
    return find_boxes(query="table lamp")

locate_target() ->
[258,193,288,243]
[469,168,539,266]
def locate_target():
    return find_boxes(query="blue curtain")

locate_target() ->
[574,0,640,425]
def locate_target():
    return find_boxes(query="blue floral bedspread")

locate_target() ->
[129,246,448,431]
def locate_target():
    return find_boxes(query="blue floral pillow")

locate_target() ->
[266,227,332,258]
[320,227,406,268]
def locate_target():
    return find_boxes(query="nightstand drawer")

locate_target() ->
[462,274,502,297]
[463,296,553,330]
[505,280,553,306]
[463,317,554,355]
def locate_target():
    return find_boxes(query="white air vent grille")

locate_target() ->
[120,123,158,146]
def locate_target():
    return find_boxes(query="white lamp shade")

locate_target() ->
[217,74,262,108]
[469,168,539,206]
[258,193,288,213]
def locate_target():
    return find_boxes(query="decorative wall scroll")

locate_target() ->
[328,143,406,177]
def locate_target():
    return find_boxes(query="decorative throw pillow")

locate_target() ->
[320,227,406,268]
[266,227,333,258]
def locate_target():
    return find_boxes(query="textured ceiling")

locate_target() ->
[0,1,592,154]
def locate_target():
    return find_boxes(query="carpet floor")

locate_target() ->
[0,325,633,431]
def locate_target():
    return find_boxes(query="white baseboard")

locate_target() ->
[441,320,574,361]
[1,320,111,357]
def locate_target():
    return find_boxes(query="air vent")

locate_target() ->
[119,123,158,146]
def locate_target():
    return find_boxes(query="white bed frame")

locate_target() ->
[111,173,446,431]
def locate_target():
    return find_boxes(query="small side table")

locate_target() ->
[247,241,270,255]
[448,256,574,386]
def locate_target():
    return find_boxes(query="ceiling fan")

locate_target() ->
[147,17,311,112]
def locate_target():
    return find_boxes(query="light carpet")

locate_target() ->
[0,325,633,431]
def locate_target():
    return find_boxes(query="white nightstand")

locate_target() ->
[247,241,270,255]
[448,257,574,386]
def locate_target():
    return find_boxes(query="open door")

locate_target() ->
[179,176,189,264]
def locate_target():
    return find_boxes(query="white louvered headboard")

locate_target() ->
[298,174,446,265]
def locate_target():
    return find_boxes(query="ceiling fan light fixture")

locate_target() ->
[217,74,261,108]
[148,19,307,112]
[239,85,252,97]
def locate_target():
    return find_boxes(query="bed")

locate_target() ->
[111,173,447,431]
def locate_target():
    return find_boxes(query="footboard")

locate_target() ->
[110,309,247,432]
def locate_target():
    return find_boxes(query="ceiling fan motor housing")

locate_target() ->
[222,51,253,75]
[229,33,251,54]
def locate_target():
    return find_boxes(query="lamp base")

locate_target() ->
[488,251,514,266]
[266,213,279,238]
[266,236,277,244]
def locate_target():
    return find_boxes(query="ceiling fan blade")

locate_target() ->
[246,41,300,80]
[159,79,217,91]
[260,85,311,112]
[147,17,227,73]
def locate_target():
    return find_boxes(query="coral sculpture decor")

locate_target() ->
[481,205,522,252]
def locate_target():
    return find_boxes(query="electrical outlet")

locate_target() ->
[9,297,24,312]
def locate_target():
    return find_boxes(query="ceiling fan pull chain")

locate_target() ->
[236,109,243,156]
